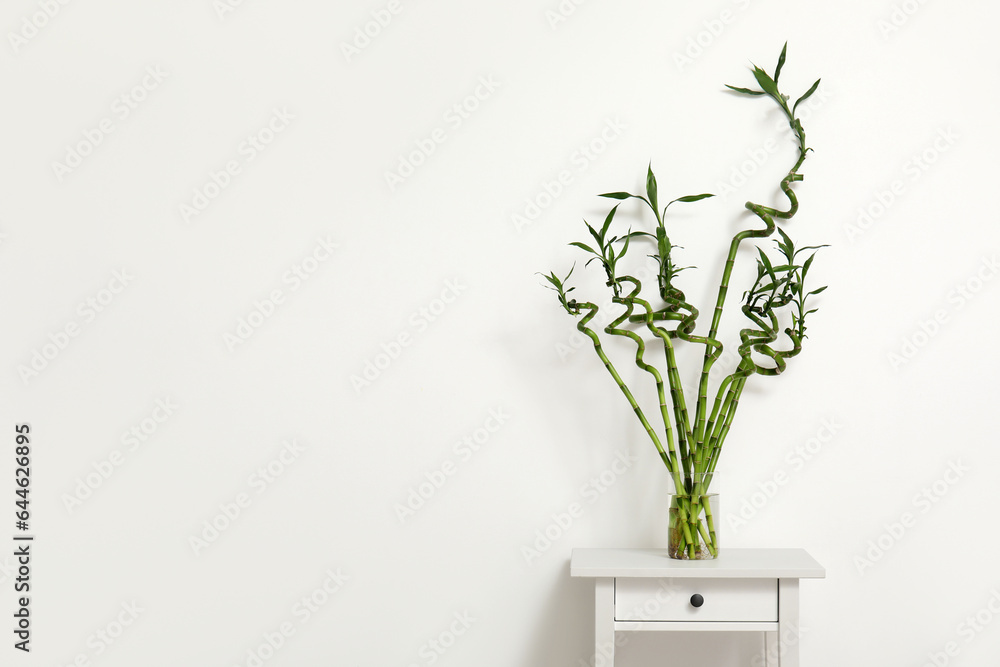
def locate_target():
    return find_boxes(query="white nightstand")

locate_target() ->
[571,548,825,666]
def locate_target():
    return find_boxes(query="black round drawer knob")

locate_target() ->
[690,594,705,608]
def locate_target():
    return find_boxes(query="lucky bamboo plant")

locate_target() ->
[543,45,826,559]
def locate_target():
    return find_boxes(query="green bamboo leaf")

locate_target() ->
[793,244,830,256]
[620,231,633,258]
[725,84,765,96]
[586,223,603,247]
[600,192,635,200]
[569,241,596,254]
[646,165,659,214]
[540,267,575,302]
[793,79,821,116]
[600,204,619,238]
[808,286,828,295]
[774,42,787,84]
[756,247,774,273]
[802,254,816,274]
[672,193,715,204]
[774,227,793,253]
[752,66,780,98]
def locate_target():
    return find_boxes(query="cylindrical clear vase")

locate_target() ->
[667,473,719,560]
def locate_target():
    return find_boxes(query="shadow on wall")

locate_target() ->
[520,559,594,667]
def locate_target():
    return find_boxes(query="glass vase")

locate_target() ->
[667,473,719,560]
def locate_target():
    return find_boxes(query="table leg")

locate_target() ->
[777,578,800,667]
[764,631,778,667]
[595,577,615,667]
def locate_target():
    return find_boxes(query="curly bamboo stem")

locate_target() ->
[546,48,824,560]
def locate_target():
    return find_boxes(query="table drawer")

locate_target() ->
[615,578,777,622]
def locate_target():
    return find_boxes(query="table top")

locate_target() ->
[570,548,825,579]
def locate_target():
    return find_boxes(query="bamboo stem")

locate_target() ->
[572,301,672,470]
[545,48,824,560]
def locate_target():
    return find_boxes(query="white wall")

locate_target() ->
[2,0,998,665]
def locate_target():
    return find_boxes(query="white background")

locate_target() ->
[2,0,999,665]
